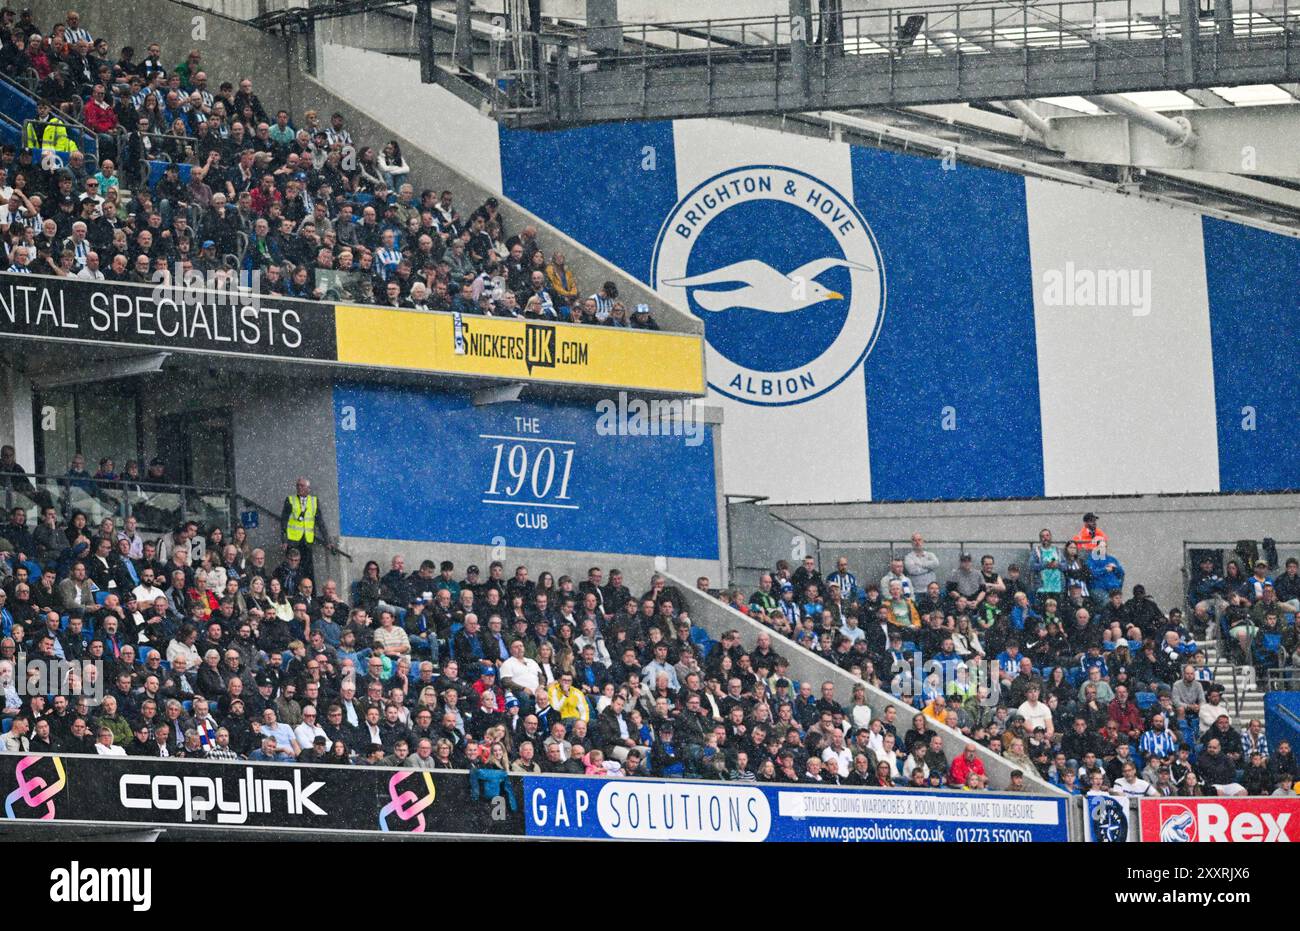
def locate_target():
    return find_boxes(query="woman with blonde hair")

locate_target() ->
[534,641,558,687]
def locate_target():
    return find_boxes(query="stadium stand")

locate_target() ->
[1,446,1295,801]
[0,7,662,325]
[0,7,1295,849]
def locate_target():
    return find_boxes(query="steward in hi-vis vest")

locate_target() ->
[280,476,332,582]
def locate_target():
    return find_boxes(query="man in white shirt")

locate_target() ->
[880,557,913,599]
[132,567,166,608]
[93,726,126,755]
[75,250,105,280]
[500,639,542,701]
[821,729,854,776]
[1016,684,1054,738]
[1114,760,1155,797]
[294,704,328,752]
[904,533,940,592]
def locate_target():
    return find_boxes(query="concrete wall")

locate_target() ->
[29,0,294,96]
[339,535,719,596]
[315,42,502,191]
[770,493,1300,611]
[0,364,34,471]
[39,0,700,334]
[664,570,1064,795]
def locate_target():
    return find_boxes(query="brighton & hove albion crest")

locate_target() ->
[652,165,885,406]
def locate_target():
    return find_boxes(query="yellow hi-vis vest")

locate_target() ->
[285,494,317,543]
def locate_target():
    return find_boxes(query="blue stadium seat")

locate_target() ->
[1136,691,1157,710]
[182,700,193,713]
[1,718,10,734]
[146,159,192,189]
[137,645,154,664]
[93,590,109,606]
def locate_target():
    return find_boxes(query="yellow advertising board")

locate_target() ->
[332,304,705,395]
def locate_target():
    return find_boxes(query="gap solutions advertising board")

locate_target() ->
[523,776,1070,842]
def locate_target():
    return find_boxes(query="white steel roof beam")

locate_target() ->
[1049,102,1300,178]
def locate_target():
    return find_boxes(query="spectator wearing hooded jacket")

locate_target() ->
[1086,540,1125,607]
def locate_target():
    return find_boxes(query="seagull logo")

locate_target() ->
[652,164,885,407]
[1158,806,1196,843]
[662,258,875,314]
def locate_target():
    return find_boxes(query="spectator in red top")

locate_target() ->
[25,34,52,79]
[82,84,118,134]
[948,743,986,788]
[1107,683,1144,740]
[249,173,281,215]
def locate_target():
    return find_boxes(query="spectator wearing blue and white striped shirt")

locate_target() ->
[6,245,32,273]
[590,281,617,322]
[826,556,860,603]
[1139,715,1181,761]
[374,230,401,281]
[63,12,92,46]
[325,113,352,149]
[1242,721,1269,759]
[63,223,90,270]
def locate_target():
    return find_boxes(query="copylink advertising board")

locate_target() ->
[0,754,523,837]
[522,776,1070,842]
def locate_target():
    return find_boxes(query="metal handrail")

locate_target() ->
[3,68,106,151]
[1267,669,1300,691]
[1230,645,1244,718]
[20,116,98,161]
[1,471,232,499]
[0,474,352,562]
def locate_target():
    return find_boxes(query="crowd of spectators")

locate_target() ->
[0,9,661,327]
[0,488,1295,798]
[713,516,1299,798]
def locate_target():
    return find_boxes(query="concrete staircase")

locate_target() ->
[1200,638,1267,728]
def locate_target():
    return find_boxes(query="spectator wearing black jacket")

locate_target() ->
[1197,737,1243,794]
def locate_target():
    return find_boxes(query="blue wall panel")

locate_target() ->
[334,385,719,559]
[499,121,677,284]
[1204,217,1300,492]
[851,147,1045,500]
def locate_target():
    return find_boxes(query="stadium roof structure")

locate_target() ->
[229,0,1300,231]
